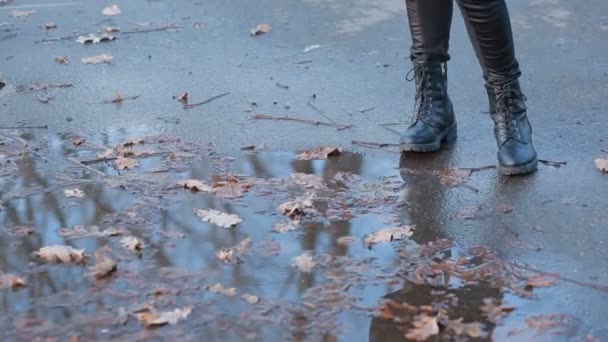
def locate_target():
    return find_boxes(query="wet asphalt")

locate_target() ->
[1,0,608,339]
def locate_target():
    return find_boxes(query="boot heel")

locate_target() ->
[441,123,457,144]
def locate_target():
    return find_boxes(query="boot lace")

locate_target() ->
[406,66,433,123]
[494,84,527,142]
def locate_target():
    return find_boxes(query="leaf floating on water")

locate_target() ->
[290,173,326,190]
[291,251,316,272]
[0,273,27,290]
[102,4,121,16]
[363,225,414,247]
[445,318,487,338]
[217,237,252,264]
[177,179,212,192]
[211,175,256,199]
[296,146,342,160]
[405,314,439,341]
[242,293,260,304]
[336,236,355,246]
[526,273,559,289]
[194,208,242,228]
[120,236,144,252]
[272,219,300,233]
[114,156,139,170]
[76,33,116,44]
[480,298,515,324]
[278,194,315,219]
[250,23,271,36]
[64,188,85,198]
[88,251,117,279]
[35,245,85,264]
[81,53,114,65]
[594,158,608,172]
[435,168,472,188]
[135,306,193,327]
[10,10,36,18]
[206,283,237,296]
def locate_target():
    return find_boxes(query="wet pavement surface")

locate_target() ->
[1,0,608,341]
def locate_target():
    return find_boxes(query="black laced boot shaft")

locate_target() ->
[486,80,538,175]
[400,63,456,152]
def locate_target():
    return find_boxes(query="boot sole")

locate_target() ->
[499,158,538,176]
[400,123,457,153]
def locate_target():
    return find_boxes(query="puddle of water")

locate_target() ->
[0,129,598,340]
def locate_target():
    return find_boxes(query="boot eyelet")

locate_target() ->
[512,120,517,125]
[508,106,514,111]
[424,116,430,121]
[516,134,521,139]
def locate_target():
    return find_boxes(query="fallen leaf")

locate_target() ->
[120,236,143,252]
[97,148,115,159]
[217,237,252,264]
[290,173,326,190]
[76,33,116,44]
[336,236,355,246]
[363,225,414,247]
[54,56,69,64]
[64,188,85,198]
[435,168,472,188]
[10,10,36,18]
[81,53,114,64]
[296,146,342,160]
[291,251,316,272]
[114,156,139,170]
[278,194,315,219]
[526,273,559,288]
[43,22,56,29]
[88,251,117,279]
[405,314,439,341]
[0,273,27,290]
[135,306,192,327]
[445,318,487,338]
[594,158,608,172]
[273,219,300,233]
[178,92,188,103]
[242,293,260,304]
[177,179,212,192]
[211,175,255,199]
[207,283,237,296]
[194,208,242,228]
[250,23,271,36]
[35,245,85,264]
[480,298,515,324]
[102,4,121,16]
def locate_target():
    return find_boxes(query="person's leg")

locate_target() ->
[457,0,537,175]
[401,0,457,153]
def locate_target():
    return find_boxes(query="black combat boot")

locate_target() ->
[400,63,456,152]
[486,80,538,175]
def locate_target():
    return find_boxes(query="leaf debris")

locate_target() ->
[194,208,242,228]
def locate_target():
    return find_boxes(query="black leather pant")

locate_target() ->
[406,0,521,86]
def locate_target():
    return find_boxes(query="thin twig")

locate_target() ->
[79,151,172,165]
[601,148,608,153]
[252,113,334,127]
[352,140,399,153]
[184,92,230,109]
[67,157,105,177]
[0,125,48,130]
[306,101,338,126]
[512,263,608,293]
[538,159,567,168]
[379,124,401,137]
[35,25,182,43]
[0,131,27,147]
[100,94,140,104]
[460,165,497,172]
[379,121,410,126]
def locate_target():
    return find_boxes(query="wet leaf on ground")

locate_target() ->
[405,314,439,341]
[35,245,85,264]
[76,33,116,44]
[242,293,260,304]
[42,22,56,29]
[81,53,114,64]
[273,219,300,233]
[291,251,316,272]
[120,236,144,252]
[102,4,121,16]
[177,179,212,192]
[250,23,271,36]
[135,306,193,327]
[0,273,27,290]
[526,273,560,289]
[509,313,578,336]
[217,237,252,264]
[114,156,139,170]
[444,318,487,338]
[194,208,242,228]
[211,175,256,199]
[480,298,515,324]
[278,194,315,219]
[206,283,237,296]
[64,188,85,198]
[88,251,117,279]
[594,158,608,172]
[290,173,326,190]
[435,168,472,188]
[363,225,414,247]
[296,147,342,160]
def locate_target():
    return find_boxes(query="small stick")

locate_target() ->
[352,140,399,148]
[460,165,497,172]
[538,159,567,167]
[0,125,48,130]
[379,122,409,127]
[35,25,182,43]
[306,101,338,126]
[0,131,27,147]
[601,148,608,153]
[379,124,401,137]
[512,263,608,293]
[100,94,140,104]
[67,157,105,177]
[183,92,230,109]
[252,113,333,127]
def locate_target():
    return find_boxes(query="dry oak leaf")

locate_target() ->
[114,156,139,170]
[296,146,342,160]
[64,188,85,198]
[206,283,237,296]
[81,53,114,64]
[217,237,252,264]
[405,314,439,341]
[594,158,608,172]
[363,225,414,247]
[291,251,316,272]
[88,251,117,279]
[35,245,85,264]
[194,208,242,228]
[250,23,271,36]
[0,273,27,290]
[54,56,69,64]
[120,236,144,252]
[177,179,212,192]
[135,306,192,327]
[102,4,121,16]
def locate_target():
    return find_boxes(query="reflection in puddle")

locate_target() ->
[0,129,594,340]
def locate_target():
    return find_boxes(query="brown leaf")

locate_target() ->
[526,273,559,288]
[0,273,27,290]
[206,283,237,296]
[43,22,57,29]
[178,92,188,103]
[102,4,121,16]
[120,236,144,252]
[135,306,192,327]
[594,158,608,172]
[114,156,139,170]
[88,251,117,279]
[81,53,114,64]
[177,179,212,192]
[278,194,315,219]
[480,298,515,324]
[291,251,316,272]
[250,23,271,36]
[54,55,69,64]
[211,175,255,199]
[405,314,439,341]
[290,173,326,190]
[35,245,85,264]
[363,225,414,247]
[64,188,85,198]
[194,208,242,228]
[436,168,472,188]
[217,237,252,264]
[445,318,487,338]
[296,146,342,160]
